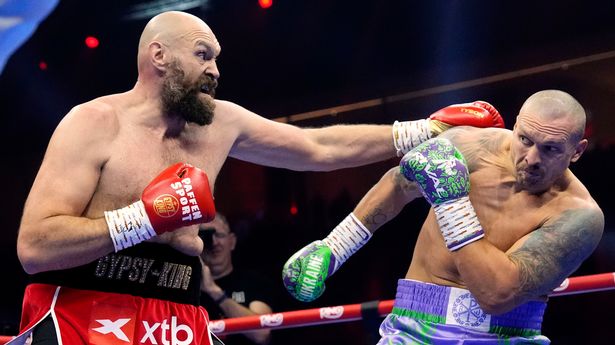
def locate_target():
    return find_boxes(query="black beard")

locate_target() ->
[161,62,217,125]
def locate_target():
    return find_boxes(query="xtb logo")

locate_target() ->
[90,316,194,345]
[92,318,131,341]
[141,316,194,345]
[88,303,137,344]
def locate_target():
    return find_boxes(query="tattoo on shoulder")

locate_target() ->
[508,208,604,298]
[439,128,507,170]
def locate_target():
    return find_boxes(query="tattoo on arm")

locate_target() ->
[361,208,389,228]
[508,208,604,297]
[356,167,420,230]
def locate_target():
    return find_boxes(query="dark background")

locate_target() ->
[1,0,615,344]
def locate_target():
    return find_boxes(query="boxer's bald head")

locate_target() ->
[512,90,588,193]
[137,11,221,74]
[136,11,220,125]
[138,11,220,58]
[518,90,586,142]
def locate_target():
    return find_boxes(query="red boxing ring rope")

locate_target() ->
[0,272,613,343]
[209,272,615,335]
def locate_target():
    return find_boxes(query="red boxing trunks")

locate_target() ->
[10,284,213,345]
[8,243,215,345]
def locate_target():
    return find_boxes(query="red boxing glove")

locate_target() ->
[429,101,505,133]
[392,101,505,157]
[105,163,216,252]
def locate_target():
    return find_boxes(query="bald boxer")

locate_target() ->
[13,10,504,345]
[284,90,604,343]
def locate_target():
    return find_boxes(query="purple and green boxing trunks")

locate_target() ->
[377,279,551,344]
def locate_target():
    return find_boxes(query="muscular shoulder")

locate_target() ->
[508,186,603,298]
[212,100,249,122]
[213,99,272,124]
[546,178,604,235]
[58,97,120,141]
[46,97,120,167]
[212,99,288,138]
[439,126,511,171]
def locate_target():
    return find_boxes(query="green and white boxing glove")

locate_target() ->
[282,213,372,302]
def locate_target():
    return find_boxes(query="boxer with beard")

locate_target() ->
[161,59,217,126]
[13,10,505,345]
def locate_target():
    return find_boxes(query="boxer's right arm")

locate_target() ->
[282,167,422,302]
[18,103,118,274]
[18,103,215,273]
[104,162,216,252]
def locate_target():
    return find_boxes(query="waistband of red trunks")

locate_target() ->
[29,243,202,305]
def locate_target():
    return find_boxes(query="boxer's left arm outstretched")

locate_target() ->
[220,99,503,171]
[218,100,395,171]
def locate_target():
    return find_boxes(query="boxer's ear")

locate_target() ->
[149,41,167,72]
[570,138,588,163]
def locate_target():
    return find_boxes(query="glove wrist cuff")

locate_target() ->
[434,196,484,251]
[104,200,156,252]
[392,119,432,157]
[323,213,372,272]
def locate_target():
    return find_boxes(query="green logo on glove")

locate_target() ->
[282,241,334,302]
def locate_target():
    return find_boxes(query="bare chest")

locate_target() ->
[410,165,563,283]
[88,129,231,215]
[466,168,554,250]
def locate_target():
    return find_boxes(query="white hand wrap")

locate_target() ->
[392,119,432,157]
[433,196,484,251]
[322,213,372,273]
[104,200,156,252]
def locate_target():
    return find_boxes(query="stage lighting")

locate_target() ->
[85,36,99,49]
[259,0,272,9]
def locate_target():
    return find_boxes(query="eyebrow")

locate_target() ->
[193,40,207,48]
[541,141,567,148]
[523,135,566,146]
[195,39,219,50]
[518,127,567,144]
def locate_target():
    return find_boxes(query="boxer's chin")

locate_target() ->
[171,90,216,126]
[161,62,216,125]
[192,93,216,125]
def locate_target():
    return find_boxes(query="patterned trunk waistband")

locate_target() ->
[392,279,546,336]
[29,243,202,305]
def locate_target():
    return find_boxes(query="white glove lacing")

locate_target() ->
[392,119,432,157]
[433,196,484,251]
[104,200,156,252]
[322,213,372,273]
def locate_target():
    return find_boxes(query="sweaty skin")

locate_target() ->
[408,127,601,305]
[351,90,603,314]
[17,11,395,274]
